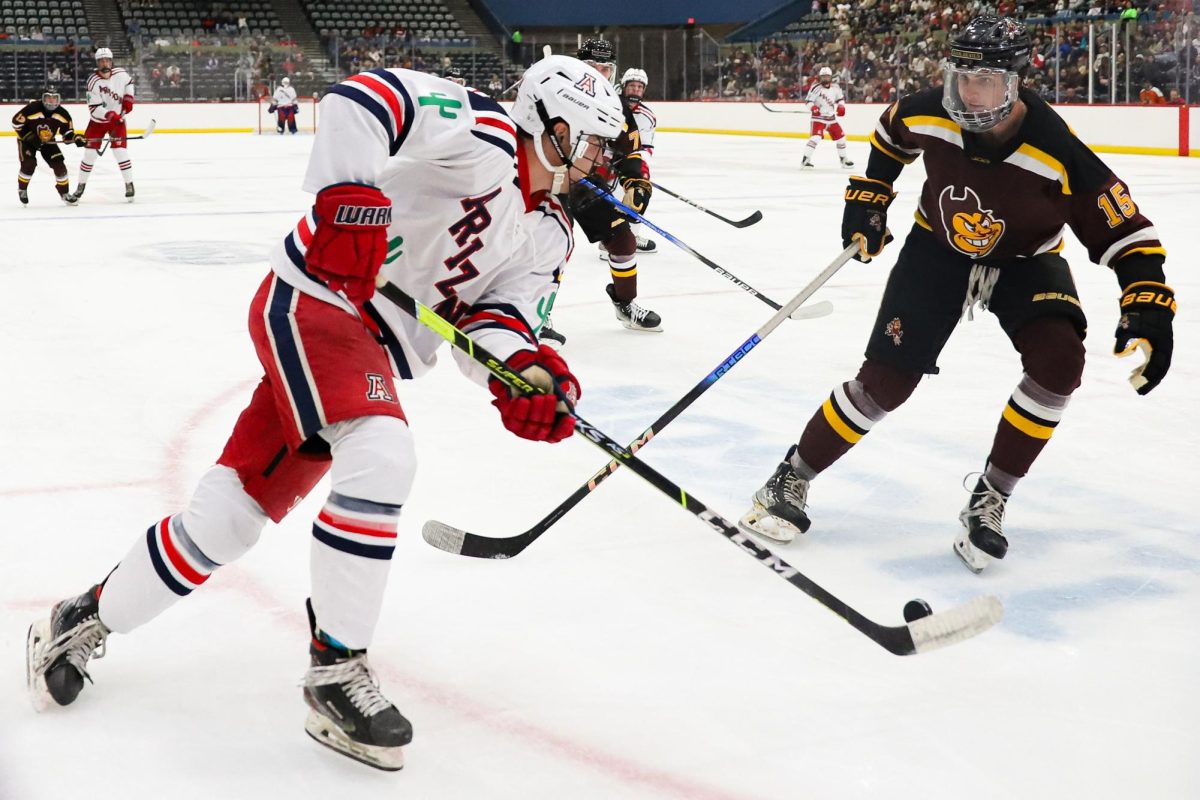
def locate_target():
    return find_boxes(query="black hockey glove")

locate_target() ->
[73,132,87,147]
[619,177,651,216]
[842,176,895,262]
[62,129,75,145]
[1114,281,1175,395]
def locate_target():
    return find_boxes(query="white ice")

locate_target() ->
[1,129,1197,800]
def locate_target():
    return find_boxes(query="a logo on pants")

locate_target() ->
[366,373,395,403]
[939,185,1005,258]
[884,317,904,346]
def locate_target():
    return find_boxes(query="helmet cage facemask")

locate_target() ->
[942,63,1019,133]
[533,98,607,195]
[42,91,61,110]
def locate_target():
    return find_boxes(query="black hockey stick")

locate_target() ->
[759,101,810,114]
[60,118,158,147]
[649,181,762,228]
[422,242,856,560]
[581,179,809,319]
[378,279,1003,656]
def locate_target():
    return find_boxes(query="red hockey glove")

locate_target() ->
[306,183,392,303]
[103,111,120,125]
[122,96,134,114]
[836,104,846,117]
[488,345,581,443]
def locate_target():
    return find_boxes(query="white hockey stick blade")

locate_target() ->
[542,45,552,59]
[789,300,834,320]
[141,118,157,138]
[908,595,1003,654]
[423,519,468,555]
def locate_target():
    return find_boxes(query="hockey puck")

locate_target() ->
[903,599,933,623]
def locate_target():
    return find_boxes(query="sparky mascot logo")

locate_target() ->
[573,73,597,97]
[939,186,1005,259]
[884,317,904,346]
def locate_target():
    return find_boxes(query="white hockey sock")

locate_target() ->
[77,148,98,187]
[804,135,820,158]
[113,147,133,183]
[310,416,415,650]
[835,138,848,158]
[98,466,268,633]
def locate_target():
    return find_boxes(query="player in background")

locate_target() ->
[613,67,658,256]
[444,66,466,86]
[67,47,135,203]
[560,39,662,338]
[801,66,853,169]
[12,89,75,204]
[269,76,299,135]
[26,56,624,771]
[739,16,1174,573]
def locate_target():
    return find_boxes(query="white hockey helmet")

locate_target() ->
[818,66,833,79]
[511,55,625,179]
[95,47,113,62]
[281,76,290,87]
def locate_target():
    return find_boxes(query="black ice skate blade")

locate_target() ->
[305,714,404,772]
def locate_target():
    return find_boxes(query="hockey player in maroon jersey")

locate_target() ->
[11,89,75,204]
[739,16,1175,573]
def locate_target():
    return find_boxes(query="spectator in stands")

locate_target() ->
[1139,80,1165,103]
[239,16,249,35]
[47,64,64,85]
[1166,88,1185,105]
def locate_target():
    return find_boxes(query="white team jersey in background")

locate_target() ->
[273,85,298,107]
[269,68,566,386]
[86,68,134,122]
[805,83,845,121]
[629,102,656,166]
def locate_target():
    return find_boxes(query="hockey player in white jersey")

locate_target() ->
[269,76,299,134]
[801,66,853,169]
[26,56,623,772]
[67,47,135,202]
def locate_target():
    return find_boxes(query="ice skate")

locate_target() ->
[954,475,1009,574]
[302,604,411,771]
[66,185,85,203]
[840,157,855,168]
[538,315,566,348]
[60,190,76,205]
[26,584,109,711]
[738,447,811,543]
[18,188,28,205]
[801,157,815,169]
[605,284,662,332]
[125,182,135,202]
[635,235,657,254]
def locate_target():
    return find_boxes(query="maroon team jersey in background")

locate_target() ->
[869,88,1166,272]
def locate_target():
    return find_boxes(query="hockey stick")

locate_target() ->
[580,178,810,320]
[650,180,762,228]
[67,118,157,146]
[378,279,1003,656]
[759,101,810,114]
[422,242,856,560]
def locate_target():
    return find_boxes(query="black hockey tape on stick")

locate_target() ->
[580,178,807,319]
[421,242,855,561]
[377,277,1003,656]
[649,180,762,228]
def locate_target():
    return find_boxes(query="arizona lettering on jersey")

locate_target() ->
[86,67,134,122]
[269,68,562,385]
[806,83,845,121]
[869,87,1165,267]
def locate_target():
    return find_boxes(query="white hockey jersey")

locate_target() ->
[273,85,298,108]
[805,82,845,122]
[86,67,134,123]
[627,101,656,165]
[269,68,569,386]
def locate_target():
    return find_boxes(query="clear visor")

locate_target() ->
[568,133,609,176]
[584,61,616,83]
[42,93,60,110]
[941,63,1019,132]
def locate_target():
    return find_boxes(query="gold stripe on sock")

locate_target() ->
[822,397,863,444]
[1002,404,1054,440]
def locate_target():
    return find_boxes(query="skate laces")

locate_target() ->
[304,655,393,717]
[963,474,1006,532]
[624,300,654,325]
[36,618,109,680]
[767,462,808,510]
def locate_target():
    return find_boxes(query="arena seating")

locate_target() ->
[303,0,467,42]
[0,0,89,40]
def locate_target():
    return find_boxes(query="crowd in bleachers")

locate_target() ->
[334,33,511,95]
[702,0,1198,104]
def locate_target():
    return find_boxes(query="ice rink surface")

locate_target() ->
[1,127,1197,800]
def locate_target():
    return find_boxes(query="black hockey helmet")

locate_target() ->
[41,88,61,110]
[947,15,1031,74]
[942,15,1030,133]
[577,38,615,66]
[444,66,465,85]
